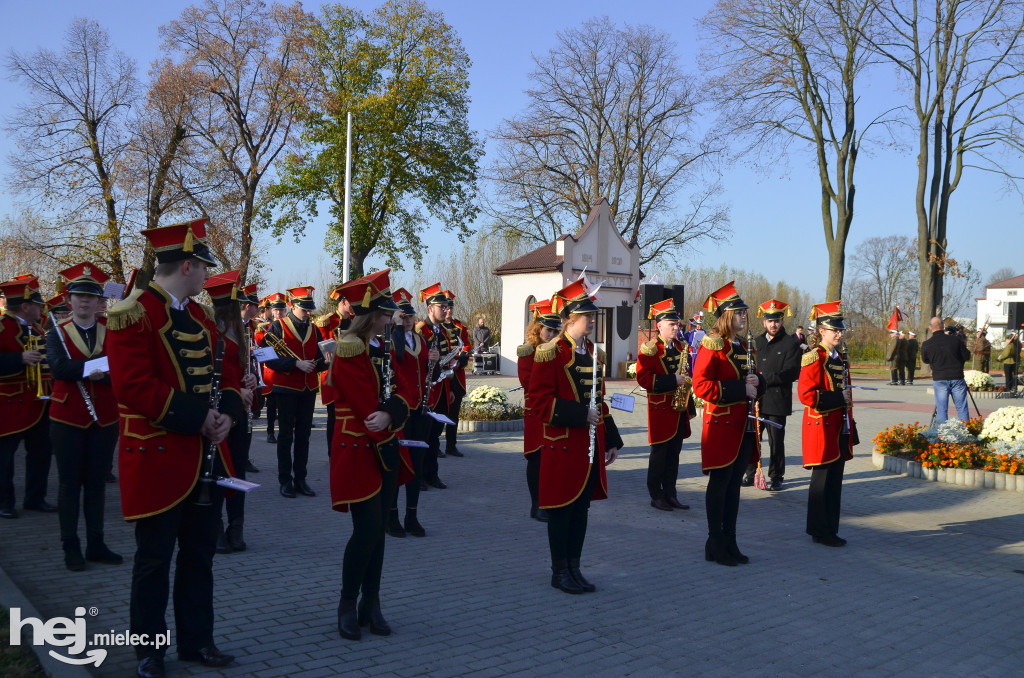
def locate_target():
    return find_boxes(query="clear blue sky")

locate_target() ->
[2,0,1019,300]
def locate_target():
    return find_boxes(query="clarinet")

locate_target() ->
[745,328,757,432]
[382,320,393,400]
[588,339,598,463]
[841,341,852,434]
[196,337,225,506]
[49,312,99,423]
[420,332,440,413]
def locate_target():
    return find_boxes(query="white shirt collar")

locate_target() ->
[166,290,190,311]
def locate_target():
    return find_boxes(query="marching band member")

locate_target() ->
[315,286,352,457]
[204,272,257,555]
[241,284,261,474]
[692,282,765,566]
[262,286,326,499]
[386,287,437,538]
[442,291,471,458]
[259,293,288,444]
[106,219,237,675]
[531,280,622,594]
[0,274,55,519]
[799,301,856,547]
[636,297,693,512]
[417,283,455,489]
[517,298,561,522]
[328,270,415,640]
[45,262,121,570]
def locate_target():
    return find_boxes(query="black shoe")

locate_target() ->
[246,459,259,473]
[812,534,846,547]
[64,542,86,572]
[740,475,755,487]
[266,432,277,444]
[650,498,673,511]
[551,562,585,594]
[0,507,18,519]
[705,536,737,566]
[530,505,550,522]
[427,478,447,490]
[280,482,296,498]
[178,645,234,667]
[768,479,783,492]
[446,446,464,458]
[216,532,232,555]
[357,596,392,636]
[23,500,57,513]
[136,656,165,678]
[900,381,906,385]
[568,558,596,592]
[226,522,247,551]
[887,381,897,385]
[337,598,360,640]
[437,448,447,458]
[404,512,426,537]
[419,479,430,491]
[105,472,117,484]
[85,543,123,565]
[295,481,317,497]
[724,535,750,565]
[665,497,690,510]
[386,511,406,538]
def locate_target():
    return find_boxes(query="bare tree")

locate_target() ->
[845,234,918,325]
[487,16,729,265]
[160,0,307,281]
[0,210,79,285]
[702,0,891,299]
[867,0,1024,338]
[987,266,1017,284]
[943,260,983,318]
[6,18,139,282]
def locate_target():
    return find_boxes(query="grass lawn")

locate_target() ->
[0,607,46,678]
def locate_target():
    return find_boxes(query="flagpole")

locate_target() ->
[342,112,353,283]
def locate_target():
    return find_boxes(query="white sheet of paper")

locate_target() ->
[427,411,455,426]
[216,477,261,492]
[610,393,635,413]
[83,356,110,376]
[253,346,278,363]
[103,281,125,299]
[399,439,429,448]
[318,339,336,355]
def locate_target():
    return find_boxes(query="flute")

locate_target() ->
[49,312,99,422]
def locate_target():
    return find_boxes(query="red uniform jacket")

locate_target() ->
[253,321,274,396]
[636,335,693,445]
[107,284,237,521]
[47,318,118,428]
[398,329,429,413]
[448,320,471,393]
[329,335,415,511]
[798,346,855,467]
[0,313,50,436]
[218,332,248,425]
[517,343,541,456]
[529,333,623,510]
[314,312,346,406]
[263,314,324,392]
[415,321,458,409]
[692,333,766,473]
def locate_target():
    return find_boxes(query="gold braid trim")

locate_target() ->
[640,339,658,356]
[516,343,535,357]
[107,289,146,331]
[335,335,366,358]
[313,312,333,328]
[414,320,428,336]
[535,339,558,363]
[701,334,724,351]
[801,350,820,367]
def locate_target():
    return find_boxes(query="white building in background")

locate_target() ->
[493,199,641,377]
[976,273,1024,341]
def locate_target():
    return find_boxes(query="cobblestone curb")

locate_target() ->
[872,449,1024,491]
[457,418,524,433]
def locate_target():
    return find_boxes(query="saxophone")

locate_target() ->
[671,341,693,412]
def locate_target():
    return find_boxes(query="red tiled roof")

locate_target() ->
[493,239,566,276]
[987,274,1024,289]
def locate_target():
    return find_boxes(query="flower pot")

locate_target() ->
[1017,475,1024,492]
[963,469,976,486]
[907,461,920,479]
[994,473,1006,491]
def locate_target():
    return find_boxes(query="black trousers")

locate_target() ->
[342,440,400,600]
[223,417,251,526]
[444,389,465,452]
[647,426,685,500]
[745,414,788,481]
[546,461,597,564]
[1005,364,1018,391]
[424,395,451,482]
[275,389,316,486]
[51,420,117,545]
[326,403,336,459]
[907,364,916,383]
[526,451,541,510]
[0,412,52,510]
[890,366,906,384]
[265,393,277,435]
[130,483,224,659]
[706,434,754,538]
[393,412,429,512]
[806,440,848,538]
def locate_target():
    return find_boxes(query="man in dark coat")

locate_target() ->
[742,299,802,491]
[906,331,920,385]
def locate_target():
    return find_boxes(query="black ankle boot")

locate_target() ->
[63,537,85,572]
[705,535,737,566]
[550,559,584,594]
[84,539,123,565]
[226,520,246,551]
[567,558,596,592]
[404,510,425,537]
[357,596,391,636]
[215,531,231,555]
[337,597,360,640]
[386,510,406,538]
[724,533,749,564]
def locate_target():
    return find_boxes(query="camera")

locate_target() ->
[945,324,964,335]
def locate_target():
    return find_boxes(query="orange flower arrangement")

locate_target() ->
[873,422,928,455]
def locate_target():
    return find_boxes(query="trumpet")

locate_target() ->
[25,332,50,399]
[264,330,301,360]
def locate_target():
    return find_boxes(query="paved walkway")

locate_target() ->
[2,378,1023,677]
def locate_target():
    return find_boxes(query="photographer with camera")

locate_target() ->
[920,317,972,422]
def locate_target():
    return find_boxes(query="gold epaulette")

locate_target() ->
[107,289,146,331]
[701,334,724,351]
[597,347,607,363]
[640,339,659,356]
[535,339,558,363]
[197,302,215,323]
[335,335,366,358]
[517,343,535,357]
[313,312,333,328]
[801,350,820,367]
[414,320,428,336]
